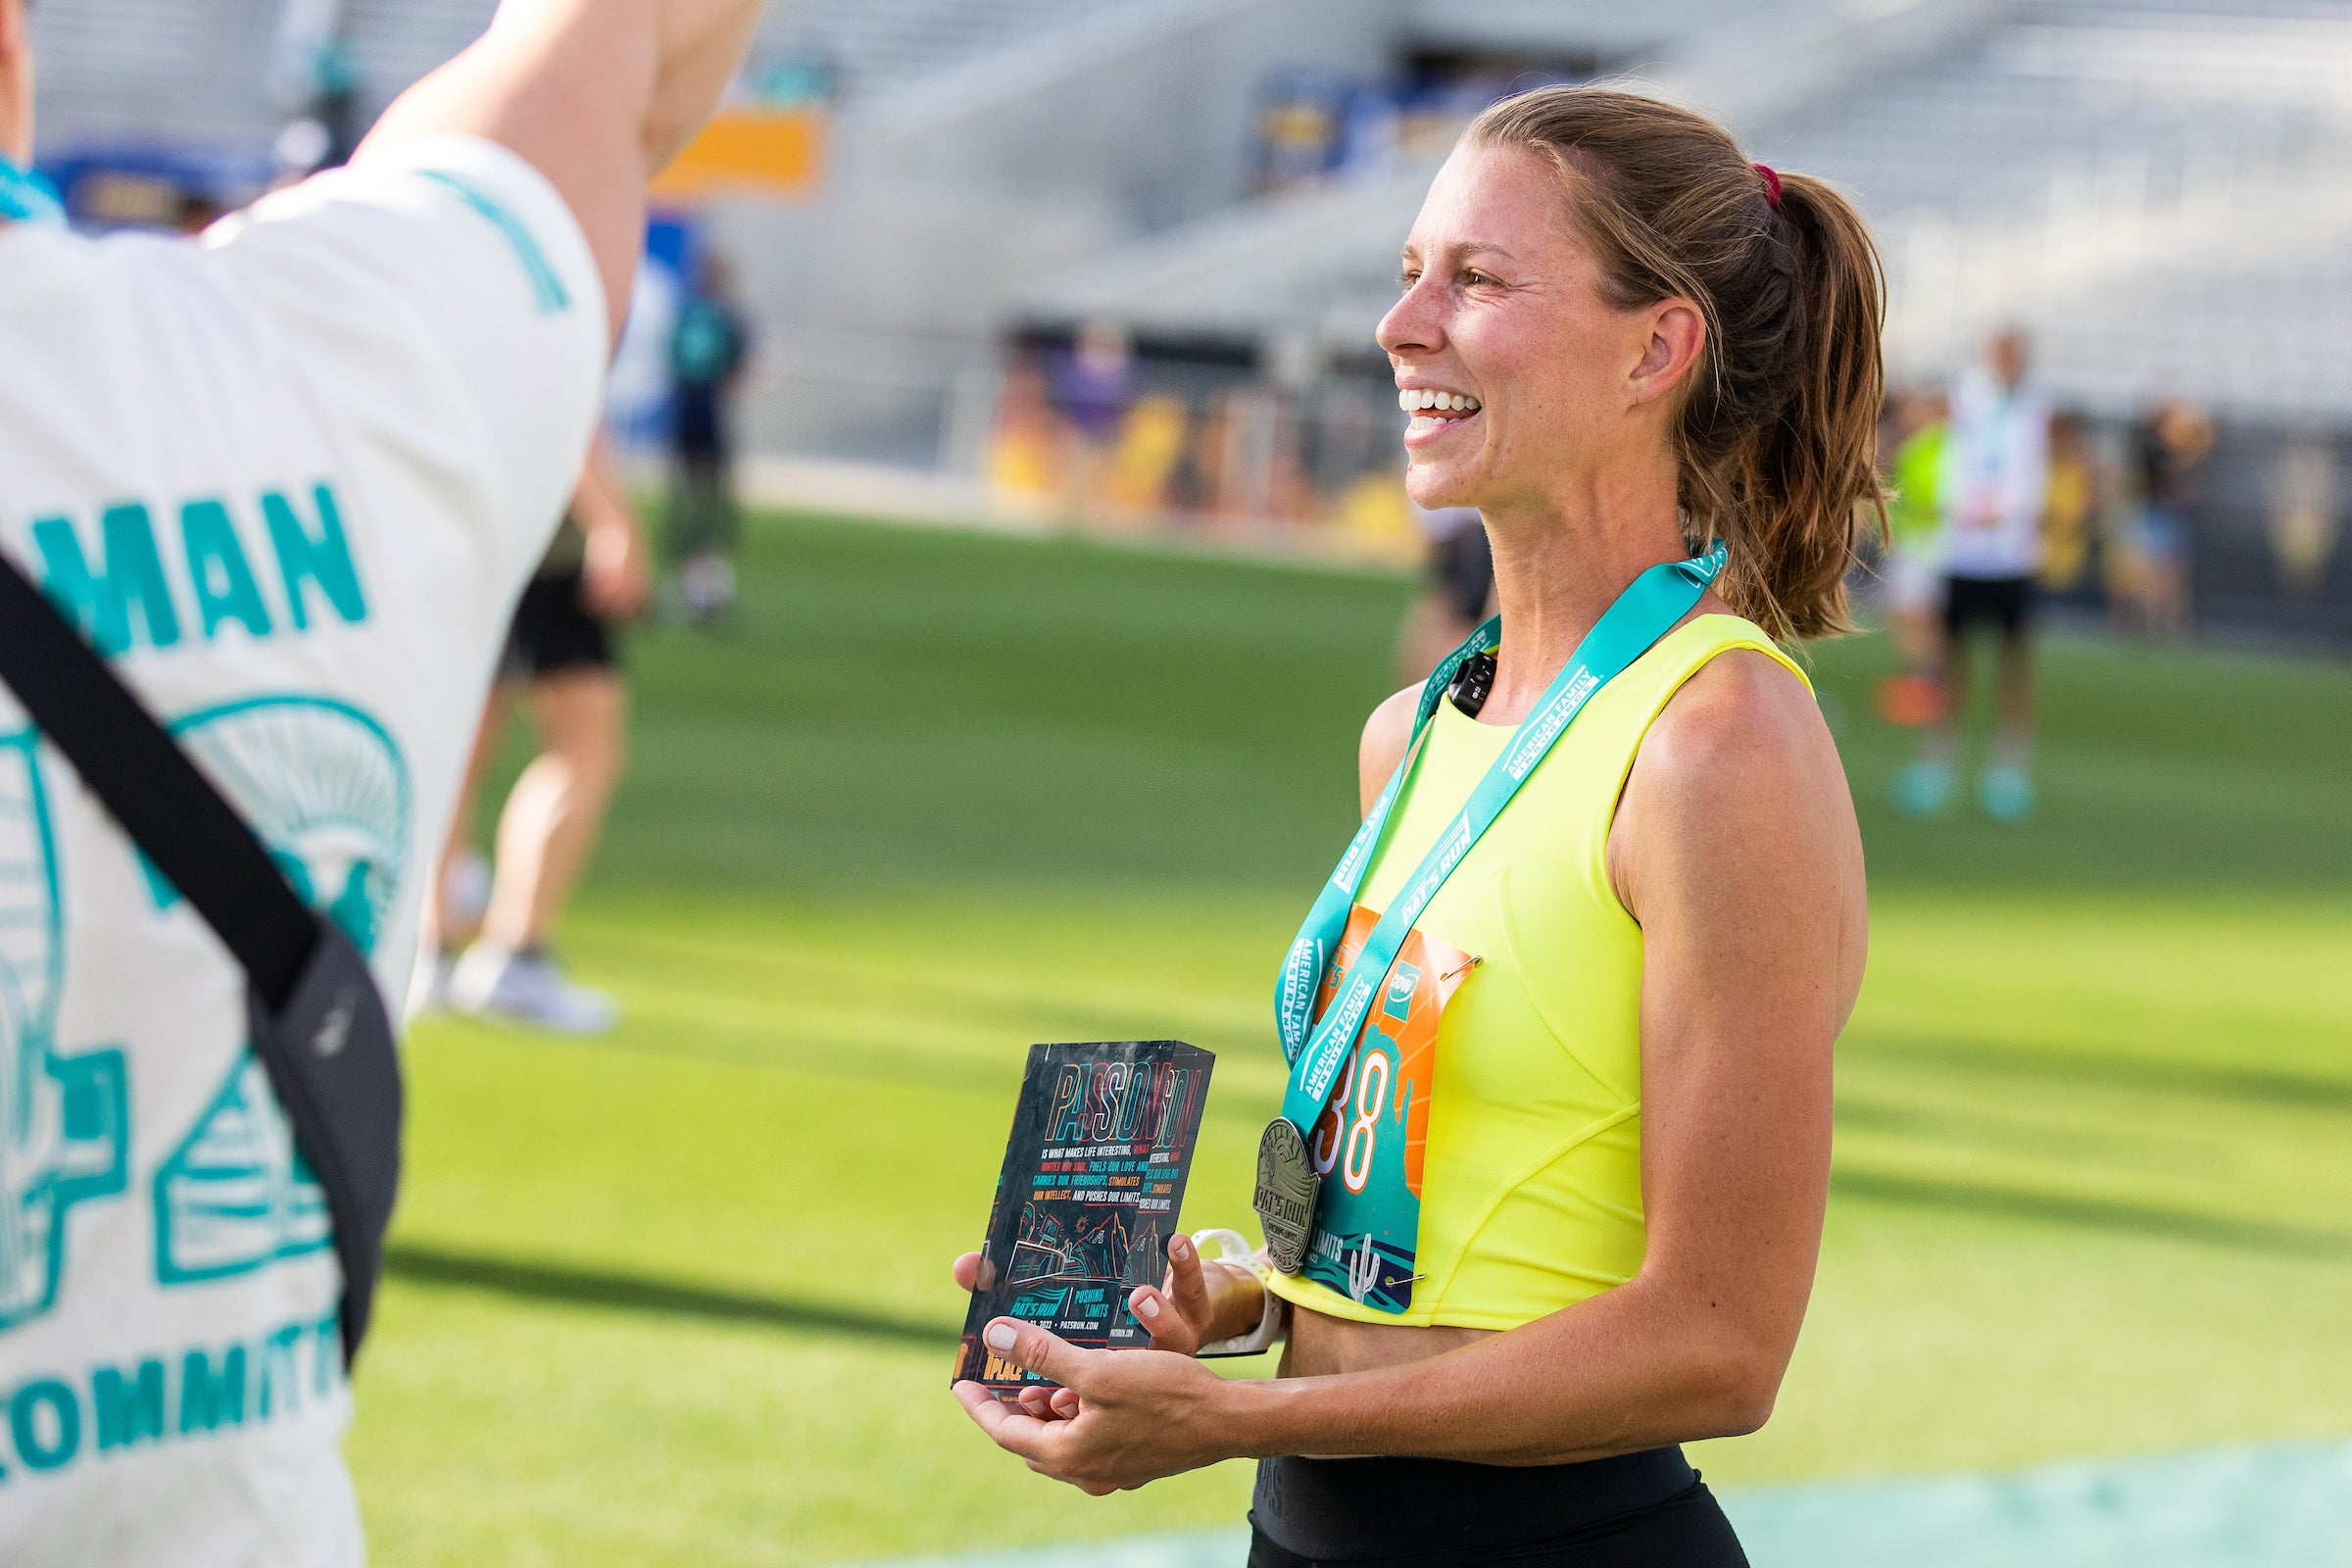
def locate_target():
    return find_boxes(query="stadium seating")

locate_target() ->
[1019,0,2352,429]
[761,0,1160,107]
[26,0,283,149]
[1758,0,2352,419]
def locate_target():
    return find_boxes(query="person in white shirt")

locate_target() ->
[1892,328,2052,823]
[0,0,761,1560]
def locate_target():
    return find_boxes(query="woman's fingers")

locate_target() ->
[978,1319,1100,1394]
[951,1251,983,1291]
[1010,1382,1082,1422]
[1162,1233,1219,1326]
[1125,1284,1200,1353]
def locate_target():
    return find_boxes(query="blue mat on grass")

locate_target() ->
[849,1440,2352,1567]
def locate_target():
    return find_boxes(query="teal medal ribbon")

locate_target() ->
[1253,541,1728,1280]
[0,157,66,227]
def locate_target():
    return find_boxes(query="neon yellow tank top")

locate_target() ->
[1264,614,1809,1331]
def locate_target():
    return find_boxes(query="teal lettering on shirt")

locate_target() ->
[9,1379,80,1471]
[0,1313,347,1481]
[32,506,183,656]
[15,482,369,656]
[176,1347,247,1436]
[180,500,274,640]
[91,1359,167,1452]
[263,484,368,630]
[258,1323,307,1419]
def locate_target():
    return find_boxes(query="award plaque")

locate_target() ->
[954,1040,1215,1397]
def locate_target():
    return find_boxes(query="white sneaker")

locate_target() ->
[447,945,620,1034]
[405,947,455,1023]
[679,552,736,620]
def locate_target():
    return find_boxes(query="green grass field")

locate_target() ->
[349,513,2352,1566]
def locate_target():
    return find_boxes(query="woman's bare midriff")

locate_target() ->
[1278,1300,1494,1379]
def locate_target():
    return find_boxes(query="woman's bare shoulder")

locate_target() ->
[1639,648,1831,781]
[1611,647,1862,916]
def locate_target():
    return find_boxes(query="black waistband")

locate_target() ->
[1250,1446,1701,1561]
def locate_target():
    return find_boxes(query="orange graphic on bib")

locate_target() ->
[1305,905,1474,1200]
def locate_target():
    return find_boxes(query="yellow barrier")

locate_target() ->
[651,108,826,201]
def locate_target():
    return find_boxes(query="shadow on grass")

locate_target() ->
[384,1243,963,1348]
[1858,1032,2352,1114]
[1833,1170,2352,1259]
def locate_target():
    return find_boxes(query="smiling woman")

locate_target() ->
[952,85,1884,1568]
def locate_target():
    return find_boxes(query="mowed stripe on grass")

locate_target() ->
[350,513,2352,1566]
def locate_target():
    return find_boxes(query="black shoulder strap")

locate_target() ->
[0,548,405,1365]
[0,553,318,1005]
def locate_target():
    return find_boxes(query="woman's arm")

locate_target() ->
[956,651,1864,1489]
[361,0,766,343]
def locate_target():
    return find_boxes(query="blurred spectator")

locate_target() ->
[1254,74,1347,193]
[1874,389,1949,727]
[2120,399,2212,639]
[1102,393,1191,514]
[419,438,648,1032]
[2266,437,2339,601]
[1054,320,1136,520]
[1894,328,2052,823]
[173,190,224,236]
[1395,503,1491,681]
[667,250,751,624]
[2038,412,2098,595]
[989,354,1067,502]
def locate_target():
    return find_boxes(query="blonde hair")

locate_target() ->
[1469,86,1888,641]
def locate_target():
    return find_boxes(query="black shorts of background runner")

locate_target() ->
[1942,572,2034,643]
[503,569,616,680]
[1247,1447,1748,1567]
[1430,522,1495,625]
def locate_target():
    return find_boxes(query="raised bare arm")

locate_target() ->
[360,0,764,342]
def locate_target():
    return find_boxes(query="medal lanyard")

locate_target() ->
[1270,541,1727,1135]
[0,156,66,227]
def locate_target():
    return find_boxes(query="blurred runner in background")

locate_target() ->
[667,249,749,624]
[2122,398,2212,640]
[1394,501,1492,680]
[419,437,647,1033]
[1875,388,1948,726]
[1894,328,2051,823]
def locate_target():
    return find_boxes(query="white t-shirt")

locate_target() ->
[0,135,605,1564]
[1937,366,2053,581]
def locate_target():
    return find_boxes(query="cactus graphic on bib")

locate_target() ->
[151,697,409,1286]
[0,730,127,1330]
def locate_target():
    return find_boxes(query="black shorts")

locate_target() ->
[1942,573,2034,641]
[1249,1447,1747,1567]
[503,570,615,679]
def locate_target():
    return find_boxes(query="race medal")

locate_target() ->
[1254,1117,1318,1274]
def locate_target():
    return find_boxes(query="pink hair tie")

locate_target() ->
[1753,163,1783,211]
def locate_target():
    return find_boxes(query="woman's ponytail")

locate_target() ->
[1469,89,1889,641]
[1730,171,1887,641]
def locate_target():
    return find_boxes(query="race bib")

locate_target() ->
[1298,905,1474,1313]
